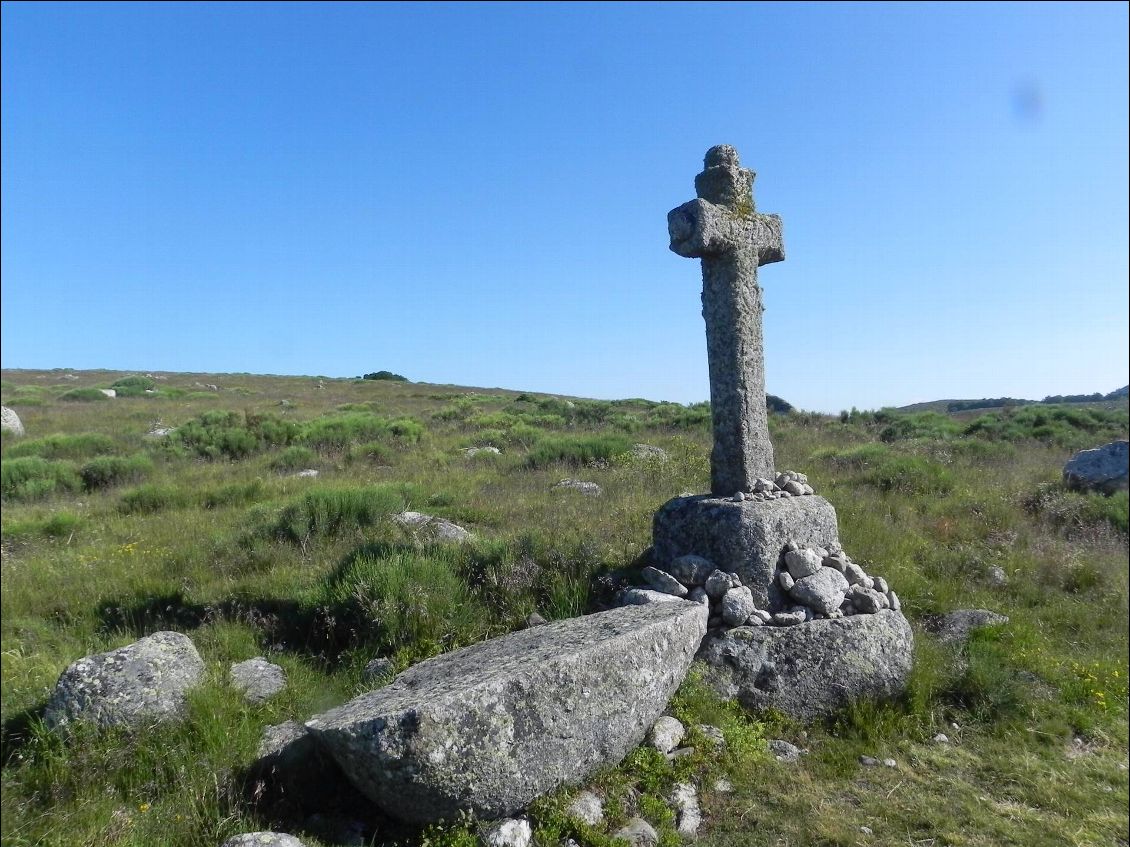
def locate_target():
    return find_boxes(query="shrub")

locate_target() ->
[361,370,408,382]
[6,433,116,461]
[388,418,425,443]
[59,387,110,402]
[119,484,191,514]
[301,413,391,453]
[879,412,963,442]
[0,457,81,500]
[175,410,299,460]
[110,375,156,397]
[199,481,265,509]
[78,454,153,491]
[312,547,487,655]
[811,443,891,469]
[269,485,417,544]
[525,435,633,469]
[270,445,318,472]
[862,455,956,496]
[1,511,83,540]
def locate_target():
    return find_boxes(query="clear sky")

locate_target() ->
[2,2,1127,412]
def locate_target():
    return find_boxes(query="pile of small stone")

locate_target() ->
[730,469,816,502]
[777,540,901,621]
[628,557,773,629]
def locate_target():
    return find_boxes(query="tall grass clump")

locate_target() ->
[58,387,110,402]
[269,445,318,472]
[5,432,117,461]
[300,413,424,453]
[525,434,633,469]
[78,454,153,491]
[862,455,956,496]
[175,410,299,460]
[268,485,417,544]
[0,457,81,500]
[312,546,488,656]
[119,483,192,514]
[109,375,156,397]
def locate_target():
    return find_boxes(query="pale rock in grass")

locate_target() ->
[768,739,802,762]
[697,723,726,750]
[464,446,502,458]
[925,609,1009,645]
[642,566,689,597]
[393,511,472,543]
[788,567,849,616]
[45,631,204,730]
[713,778,734,793]
[883,758,897,768]
[566,791,604,826]
[859,755,880,767]
[99,388,116,398]
[986,566,1009,587]
[721,586,756,626]
[631,443,670,462]
[670,782,702,835]
[0,406,24,437]
[649,715,686,754]
[783,548,822,579]
[292,469,319,478]
[221,834,306,847]
[665,554,715,586]
[483,819,532,847]
[552,479,603,496]
[230,657,287,704]
[613,818,659,847]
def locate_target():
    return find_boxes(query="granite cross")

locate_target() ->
[668,145,785,496]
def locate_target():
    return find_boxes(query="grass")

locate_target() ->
[0,367,1126,847]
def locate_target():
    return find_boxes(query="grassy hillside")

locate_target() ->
[2,368,1127,847]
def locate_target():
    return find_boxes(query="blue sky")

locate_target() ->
[2,2,1127,412]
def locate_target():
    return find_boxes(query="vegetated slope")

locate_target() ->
[898,385,1130,415]
[1,368,1127,847]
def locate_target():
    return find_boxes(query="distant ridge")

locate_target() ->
[898,386,1129,415]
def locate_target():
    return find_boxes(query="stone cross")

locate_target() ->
[668,145,785,496]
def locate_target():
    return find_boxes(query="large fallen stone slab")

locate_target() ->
[653,495,841,608]
[697,610,913,721]
[305,601,708,823]
[1063,440,1129,496]
[45,631,204,730]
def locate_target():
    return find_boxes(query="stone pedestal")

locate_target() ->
[652,494,840,608]
[697,610,914,721]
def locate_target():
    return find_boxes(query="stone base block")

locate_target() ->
[652,494,840,607]
[696,610,914,721]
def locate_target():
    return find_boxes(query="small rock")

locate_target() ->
[783,549,822,579]
[696,724,725,750]
[704,569,734,600]
[631,443,669,462]
[883,758,897,768]
[146,425,176,438]
[713,778,734,793]
[619,588,683,607]
[783,480,805,496]
[666,745,696,761]
[1,406,26,437]
[986,566,1009,587]
[872,576,889,594]
[774,472,791,488]
[99,388,116,398]
[292,469,319,478]
[778,570,795,591]
[363,656,396,682]
[483,818,532,847]
[641,566,689,598]
[648,715,686,754]
[221,835,305,847]
[932,733,949,744]
[772,610,806,626]
[393,511,473,542]
[843,562,873,588]
[665,555,715,586]
[752,477,775,492]
[823,554,848,573]
[612,818,658,847]
[464,446,502,457]
[687,586,709,605]
[859,755,880,767]
[926,609,1010,645]
[782,538,799,553]
[525,612,547,628]
[670,783,701,836]
[552,479,602,496]
[860,826,873,836]
[721,586,756,627]
[768,739,802,762]
[1063,440,1129,495]
[750,608,772,624]
[847,585,887,614]
[788,567,849,615]
[886,590,901,611]
[732,491,745,502]
[566,791,603,826]
[230,657,287,704]
[801,483,815,495]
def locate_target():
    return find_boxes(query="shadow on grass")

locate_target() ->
[1,705,45,767]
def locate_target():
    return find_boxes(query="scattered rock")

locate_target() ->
[483,818,532,847]
[847,585,888,614]
[292,469,319,478]
[612,818,658,847]
[1,406,25,436]
[713,778,734,793]
[986,566,1009,587]
[704,569,736,600]
[363,657,396,683]
[641,566,689,597]
[883,758,897,768]
[566,790,604,826]
[525,611,547,628]
[99,389,116,398]
[721,586,756,626]
[771,610,806,626]
[924,609,1009,645]
[768,739,802,762]
[305,601,707,823]
[783,548,822,579]
[464,446,501,458]
[788,568,849,616]
[1063,440,1129,495]
[932,733,949,744]
[649,715,686,754]
[552,479,603,496]
[696,723,725,750]
[860,826,873,836]
[146,425,175,438]
[221,834,306,847]
[230,657,287,704]
[631,444,669,462]
[859,755,880,767]
[393,511,473,543]
[670,782,702,835]
[45,631,204,730]
[843,562,873,589]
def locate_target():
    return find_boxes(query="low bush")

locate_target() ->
[58,387,110,402]
[301,413,392,453]
[175,410,299,460]
[862,455,956,496]
[119,484,192,514]
[78,454,153,491]
[268,485,417,544]
[0,457,81,500]
[109,375,156,397]
[269,445,318,472]
[6,433,117,461]
[525,435,633,469]
[199,481,265,509]
[1,511,83,540]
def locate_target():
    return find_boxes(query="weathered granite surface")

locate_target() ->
[45,631,204,730]
[668,144,785,494]
[653,495,841,607]
[1063,440,1129,495]
[1,406,24,437]
[697,610,913,720]
[305,601,708,823]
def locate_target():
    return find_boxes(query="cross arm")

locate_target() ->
[753,213,785,266]
[667,199,733,258]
